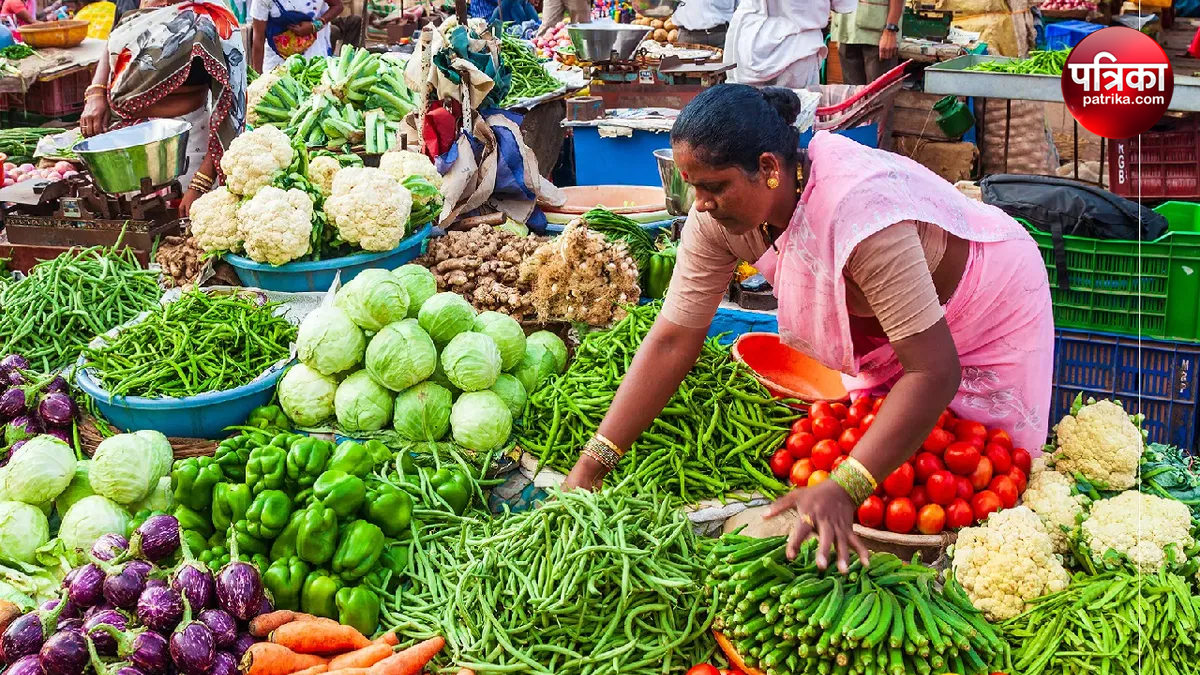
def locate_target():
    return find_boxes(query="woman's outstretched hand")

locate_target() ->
[764,479,870,573]
[563,457,604,491]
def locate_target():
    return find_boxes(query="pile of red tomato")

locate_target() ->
[768,396,1033,535]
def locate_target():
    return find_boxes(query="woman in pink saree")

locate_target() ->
[564,84,1054,572]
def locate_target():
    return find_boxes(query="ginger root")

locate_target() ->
[519,220,639,326]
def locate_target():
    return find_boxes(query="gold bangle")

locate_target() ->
[188,180,211,194]
[830,457,876,506]
[84,90,107,100]
[593,433,625,458]
[193,170,214,184]
[85,83,108,93]
[581,437,621,471]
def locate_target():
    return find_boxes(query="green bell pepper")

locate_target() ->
[332,520,385,580]
[270,510,305,560]
[367,541,409,590]
[643,242,677,300]
[180,529,209,559]
[313,470,366,518]
[212,483,252,532]
[363,440,393,466]
[396,449,418,478]
[363,484,412,538]
[243,553,271,578]
[328,441,373,478]
[335,585,380,636]
[171,457,223,511]
[296,504,339,565]
[235,489,293,539]
[429,468,472,515]
[285,437,334,488]
[214,434,260,483]
[264,557,311,611]
[231,529,269,556]
[300,570,343,619]
[247,405,292,432]
[246,444,288,495]
[173,504,214,539]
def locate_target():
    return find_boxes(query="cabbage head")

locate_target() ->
[135,430,173,484]
[297,305,367,375]
[2,435,76,506]
[55,460,94,515]
[90,433,158,506]
[441,332,502,392]
[134,476,174,514]
[490,374,527,420]
[512,343,558,396]
[59,495,131,565]
[472,312,526,372]
[279,363,339,427]
[526,331,568,374]
[418,292,476,347]
[365,319,438,391]
[335,269,411,333]
[393,264,438,318]
[0,501,49,564]
[428,358,462,398]
[393,382,453,442]
[335,370,395,434]
[450,390,512,452]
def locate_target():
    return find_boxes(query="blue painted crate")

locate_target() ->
[1045,20,1104,50]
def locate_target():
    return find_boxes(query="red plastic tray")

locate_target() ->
[1108,115,1200,200]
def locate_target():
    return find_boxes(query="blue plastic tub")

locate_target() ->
[1045,20,1104,51]
[225,223,433,292]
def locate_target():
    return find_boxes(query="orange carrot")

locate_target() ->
[251,612,339,637]
[289,666,330,675]
[328,644,394,671]
[270,622,371,655]
[241,643,328,675]
[371,632,399,647]
[365,637,445,675]
[455,670,476,675]
[322,669,369,675]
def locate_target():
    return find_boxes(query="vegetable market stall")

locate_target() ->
[0,38,106,120]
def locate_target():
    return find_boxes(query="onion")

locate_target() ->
[54,161,73,173]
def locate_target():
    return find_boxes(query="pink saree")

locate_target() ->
[756,131,1055,453]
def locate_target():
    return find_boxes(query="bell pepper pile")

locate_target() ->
[643,238,678,300]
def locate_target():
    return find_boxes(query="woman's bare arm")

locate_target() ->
[251,18,266,73]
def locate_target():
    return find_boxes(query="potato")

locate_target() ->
[664,18,676,30]
[650,19,664,28]
[668,28,679,42]
[653,27,668,41]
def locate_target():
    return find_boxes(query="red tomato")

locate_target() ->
[956,475,975,501]
[936,409,955,429]
[1012,448,1032,475]
[838,428,863,453]
[955,420,988,443]
[830,402,849,420]
[790,458,815,487]
[810,440,840,471]
[910,485,929,512]
[687,665,720,675]
[969,456,994,491]
[917,504,946,535]
[986,429,1014,451]
[809,401,835,420]
[985,444,1012,474]
[885,498,916,533]
[791,418,812,435]
[944,442,982,476]
[971,490,1002,523]
[769,448,794,479]
[913,452,944,482]
[847,399,871,427]
[812,416,842,441]
[989,476,1019,508]
[859,414,876,432]
[1007,466,1028,495]
[945,498,974,529]
[925,470,958,506]
[808,470,831,487]
[922,428,955,454]
[857,495,885,528]
[871,396,886,414]
[831,455,847,472]
[787,432,816,461]
[720,670,746,675]
[883,463,915,498]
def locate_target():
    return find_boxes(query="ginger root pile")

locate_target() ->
[417,225,547,319]
[519,220,640,326]
[157,236,204,289]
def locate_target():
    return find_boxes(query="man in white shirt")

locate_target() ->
[723,0,855,88]
[670,0,735,48]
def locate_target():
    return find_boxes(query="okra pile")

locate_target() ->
[707,535,1006,675]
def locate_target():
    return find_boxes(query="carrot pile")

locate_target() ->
[241,611,445,675]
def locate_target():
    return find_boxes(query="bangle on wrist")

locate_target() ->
[830,456,877,506]
[581,435,622,472]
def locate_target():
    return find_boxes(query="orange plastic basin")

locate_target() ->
[541,185,668,216]
[732,332,849,404]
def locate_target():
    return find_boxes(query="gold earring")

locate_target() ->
[767,175,780,190]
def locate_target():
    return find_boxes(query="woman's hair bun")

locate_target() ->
[760,87,802,126]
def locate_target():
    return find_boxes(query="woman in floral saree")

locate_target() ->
[79,0,246,216]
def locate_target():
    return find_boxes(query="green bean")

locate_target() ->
[498,31,564,107]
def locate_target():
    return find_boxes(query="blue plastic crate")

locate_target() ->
[1051,329,1200,450]
[1045,20,1104,50]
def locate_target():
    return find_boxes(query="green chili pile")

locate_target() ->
[515,302,796,502]
[81,290,297,398]
[0,244,162,371]
[378,482,718,675]
[964,50,1069,75]
[499,32,563,107]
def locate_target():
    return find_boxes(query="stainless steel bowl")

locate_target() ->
[632,0,679,18]
[654,148,695,217]
[73,119,192,194]
[567,23,652,62]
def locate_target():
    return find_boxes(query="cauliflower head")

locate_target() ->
[221,126,294,197]
[245,69,282,127]
[324,167,413,252]
[237,186,313,265]
[188,186,242,253]
[1022,457,1087,555]
[379,149,443,190]
[1081,491,1193,572]
[308,155,341,197]
[1053,398,1141,490]
[951,506,1071,622]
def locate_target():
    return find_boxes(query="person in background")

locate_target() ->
[250,0,342,74]
[723,0,855,87]
[830,0,902,85]
[329,0,361,49]
[670,0,734,48]
[537,0,587,33]
[1,0,68,35]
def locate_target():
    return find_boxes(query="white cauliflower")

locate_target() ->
[1081,491,1193,573]
[1052,397,1142,490]
[951,506,1071,622]
[220,126,294,197]
[236,186,313,265]
[379,149,443,190]
[1022,457,1087,555]
[324,167,413,252]
[308,155,341,197]
[245,69,282,127]
[188,186,242,253]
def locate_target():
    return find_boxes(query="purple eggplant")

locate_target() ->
[209,652,237,675]
[2,598,68,663]
[3,654,42,675]
[136,586,183,635]
[45,376,68,395]
[38,392,76,427]
[85,628,148,675]
[84,610,128,656]
[229,635,255,663]
[68,564,106,609]
[3,416,38,446]
[132,516,180,563]
[213,543,264,623]
[45,427,72,446]
[6,370,26,386]
[169,567,213,614]
[82,604,116,622]
[39,599,78,620]
[7,439,26,456]
[92,534,129,563]
[168,600,215,675]
[39,629,89,675]
[56,618,84,634]
[93,626,170,675]
[196,611,235,651]
[144,578,167,591]
[102,561,153,611]
[0,355,30,373]
[0,388,26,417]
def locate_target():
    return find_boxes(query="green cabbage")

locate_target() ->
[450,390,513,452]
[335,269,411,332]
[0,501,49,564]
[2,435,76,506]
[441,332,502,392]
[393,265,438,317]
[472,312,527,372]
[55,460,94,515]
[59,495,131,565]
[135,430,173,484]
[490,374,527,420]
[134,476,174,513]
[90,433,158,506]
[297,305,367,375]
[393,381,453,442]
[526,331,568,373]
[418,292,476,347]
[365,319,438,391]
[428,358,462,398]
[512,343,559,396]
[335,370,395,433]
[279,363,339,427]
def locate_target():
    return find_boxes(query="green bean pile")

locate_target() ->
[1002,566,1200,675]
[499,33,563,107]
[378,483,718,675]
[0,127,63,165]
[964,50,1069,75]
[0,245,162,371]
[515,302,796,503]
[81,290,297,398]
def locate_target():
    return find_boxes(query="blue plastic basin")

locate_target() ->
[224,223,433,292]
